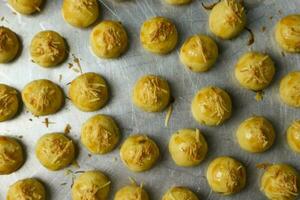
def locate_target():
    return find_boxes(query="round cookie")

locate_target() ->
[164,0,192,5]
[235,52,275,91]
[162,187,199,200]
[132,75,171,112]
[169,128,208,167]
[120,134,160,172]
[30,30,67,67]
[35,133,75,171]
[114,184,149,200]
[69,72,109,112]
[0,26,20,63]
[90,20,128,58]
[180,34,218,72]
[0,136,24,174]
[236,116,275,153]
[72,170,111,200]
[275,15,300,53]
[191,86,232,126]
[62,0,99,28]
[209,0,246,39]
[287,120,300,153]
[140,16,178,54]
[279,71,300,108]
[0,84,19,122]
[260,164,299,200]
[206,156,246,195]
[8,0,43,15]
[81,114,120,154]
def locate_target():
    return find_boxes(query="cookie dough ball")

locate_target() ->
[260,164,299,200]
[0,84,19,122]
[0,136,24,174]
[0,26,20,63]
[275,15,300,53]
[235,52,275,91]
[8,0,43,15]
[62,0,99,28]
[191,86,232,126]
[90,20,128,59]
[140,17,178,54]
[30,30,67,67]
[287,120,300,153]
[81,114,120,154]
[35,133,75,171]
[72,170,111,200]
[164,0,192,5]
[180,34,218,72]
[209,0,246,39]
[22,79,64,116]
[120,134,160,172]
[69,72,109,112]
[236,116,275,153]
[207,156,246,195]
[169,128,208,167]
[132,75,171,112]
[114,184,149,200]
[280,71,300,108]
[7,178,46,200]
[162,187,199,200]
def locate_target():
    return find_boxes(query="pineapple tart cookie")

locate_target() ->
[275,15,300,53]
[22,79,64,116]
[8,0,44,15]
[287,120,300,153]
[35,133,75,171]
[164,0,192,5]
[114,184,149,200]
[120,134,160,172]
[7,178,46,200]
[209,0,246,39]
[30,30,67,67]
[72,170,111,200]
[90,20,128,58]
[140,16,178,54]
[279,71,300,108]
[69,72,109,112]
[236,116,275,153]
[0,136,24,174]
[180,34,218,72]
[0,84,19,122]
[260,164,299,200]
[162,187,199,200]
[207,156,246,195]
[191,86,232,126]
[81,114,120,154]
[132,75,171,112]
[0,26,20,63]
[62,0,99,28]
[169,128,208,167]
[235,52,275,91]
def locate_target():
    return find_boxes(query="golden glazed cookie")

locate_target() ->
[280,71,300,108]
[132,75,171,112]
[209,0,246,39]
[0,136,24,175]
[0,84,19,122]
[140,16,178,54]
[90,20,128,58]
[206,156,246,195]
[235,52,275,91]
[30,30,67,67]
[0,26,19,63]
[22,79,64,116]
[7,178,46,200]
[35,133,75,171]
[8,0,43,15]
[120,134,160,172]
[69,72,109,112]
[72,170,111,200]
[169,128,208,167]
[236,116,275,153]
[287,120,300,153]
[114,184,149,200]
[62,0,99,28]
[81,114,120,154]
[180,34,218,72]
[275,15,300,53]
[164,0,192,5]
[260,164,299,200]
[191,86,232,126]
[162,187,199,200]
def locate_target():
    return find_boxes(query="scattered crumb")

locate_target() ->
[64,169,73,176]
[0,17,4,21]
[18,135,23,139]
[256,163,271,170]
[128,176,137,185]
[29,118,33,121]
[164,104,173,127]
[261,26,266,32]
[113,157,117,162]
[72,160,80,169]
[59,74,62,82]
[12,11,17,15]
[255,91,264,102]
[65,96,71,100]
[245,27,255,46]
[88,154,92,158]
[72,68,80,73]
[74,170,85,174]
[42,118,55,128]
[60,183,67,186]
[201,0,220,10]
[68,63,73,69]
[31,59,35,63]
[278,9,282,14]
[281,51,285,57]
[64,124,72,135]
[269,16,273,20]
[72,54,83,74]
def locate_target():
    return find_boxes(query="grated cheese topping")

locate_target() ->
[34,33,61,61]
[103,27,122,50]
[140,77,167,105]
[150,21,174,43]
[0,88,16,116]
[224,0,244,27]
[240,56,269,84]
[28,87,55,112]
[17,184,43,200]
[79,77,105,103]
[0,29,10,52]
